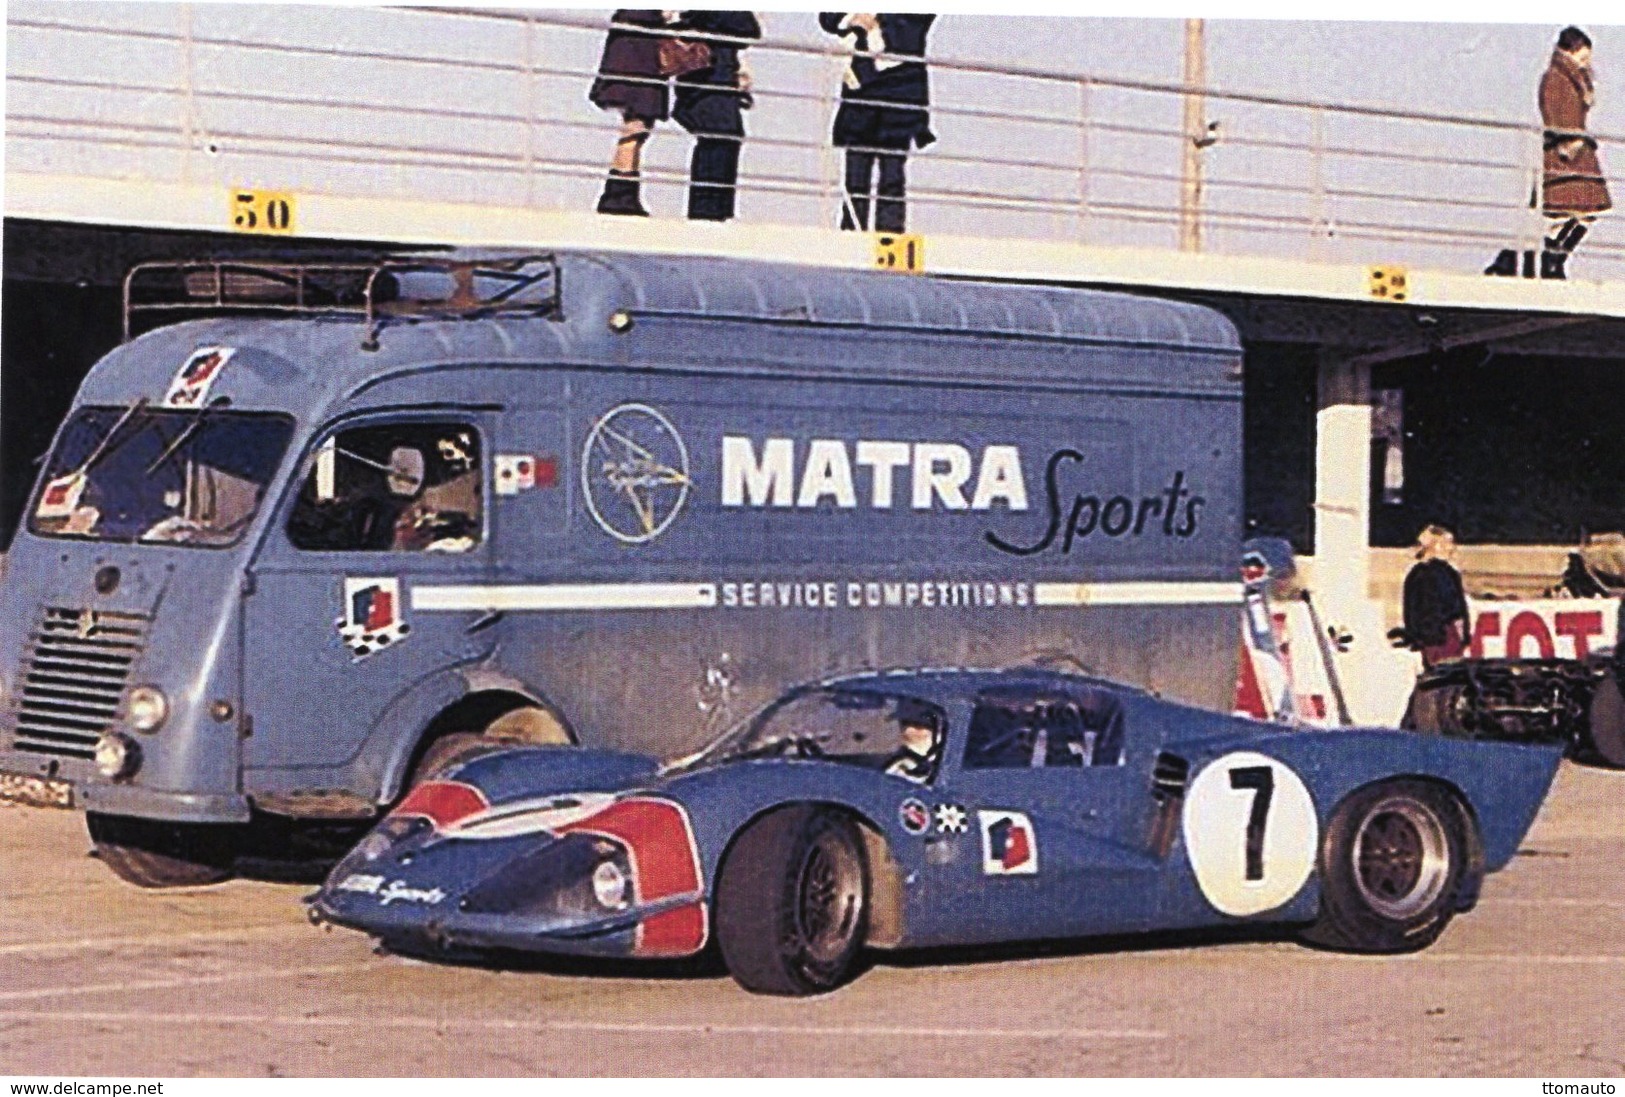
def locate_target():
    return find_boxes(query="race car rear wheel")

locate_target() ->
[1300,780,1469,953]
[87,812,236,888]
[1584,670,1625,768]
[715,805,868,996]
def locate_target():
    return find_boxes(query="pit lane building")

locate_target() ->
[5,5,1622,724]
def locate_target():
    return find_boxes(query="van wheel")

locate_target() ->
[1585,671,1625,768]
[86,812,236,888]
[715,806,868,996]
[1300,780,1469,953]
[407,732,493,786]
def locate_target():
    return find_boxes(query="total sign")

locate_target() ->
[1469,598,1621,660]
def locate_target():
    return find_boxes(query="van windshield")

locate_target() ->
[29,406,295,547]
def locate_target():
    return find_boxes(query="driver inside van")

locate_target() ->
[884,701,944,783]
[391,431,480,553]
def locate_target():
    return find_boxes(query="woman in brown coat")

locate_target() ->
[1539,26,1611,278]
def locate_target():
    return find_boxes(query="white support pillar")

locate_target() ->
[1314,356,1372,615]
[1312,354,1419,725]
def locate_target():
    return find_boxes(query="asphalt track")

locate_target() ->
[2,763,1622,1077]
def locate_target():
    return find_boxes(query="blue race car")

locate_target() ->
[309,667,1562,995]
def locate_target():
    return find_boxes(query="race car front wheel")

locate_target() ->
[1300,780,1469,953]
[715,805,868,996]
[87,812,236,888]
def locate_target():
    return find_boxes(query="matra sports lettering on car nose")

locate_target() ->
[335,873,447,906]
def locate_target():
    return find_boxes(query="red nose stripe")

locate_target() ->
[557,798,707,957]
[393,780,489,829]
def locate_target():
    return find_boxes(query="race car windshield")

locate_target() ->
[683,687,948,775]
[29,406,295,547]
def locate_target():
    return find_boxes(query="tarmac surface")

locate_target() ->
[2,762,1623,1077]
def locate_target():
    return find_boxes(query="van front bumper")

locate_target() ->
[0,749,250,823]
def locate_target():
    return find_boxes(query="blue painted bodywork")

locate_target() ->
[0,253,1245,827]
[309,668,1562,960]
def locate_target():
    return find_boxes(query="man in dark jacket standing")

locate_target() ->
[672,11,762,222]
[1402,525,1470,668]
[1539,26,1611,278]
[819,13,937,233]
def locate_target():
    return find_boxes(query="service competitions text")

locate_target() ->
[718,579,1032,609]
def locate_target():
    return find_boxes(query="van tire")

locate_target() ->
[407,732,493,785]
[86,812,235,888]
[715,805,868,996]
[1300,780,1469,953]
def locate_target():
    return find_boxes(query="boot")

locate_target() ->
[1541,250,1569,280]
[1483,249,1517,276]
[595,171,648,217]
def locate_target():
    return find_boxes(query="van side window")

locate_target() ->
[964,689,1125,769]
[287,422,481,553]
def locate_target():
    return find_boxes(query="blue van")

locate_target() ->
[0,252,1244,884]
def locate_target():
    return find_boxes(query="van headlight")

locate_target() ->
[126,686,169,733]
[94,733,141,781]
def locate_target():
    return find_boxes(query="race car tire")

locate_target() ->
[715,805,869,996]
[1585,670,1625,768]
[1300,780,1469,953]
[1400,682,1465,735]
[87,812,236,888]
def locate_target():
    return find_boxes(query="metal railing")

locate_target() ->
[7,5,1624,276]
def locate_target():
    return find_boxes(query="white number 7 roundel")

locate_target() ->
[1182,751,1318,916]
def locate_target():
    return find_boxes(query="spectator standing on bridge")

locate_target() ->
[1403,524,1470,668]
[1538,26,1611,279]
[671,11,762,222]
[819,13,937,233]
[590,11,761,220]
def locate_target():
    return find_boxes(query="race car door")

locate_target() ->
[928,686,1161,943]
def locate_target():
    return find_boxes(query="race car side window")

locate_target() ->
[287,422,482,553]
[964,690,1125,769]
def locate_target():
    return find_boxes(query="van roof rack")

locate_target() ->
[122,254,562,350]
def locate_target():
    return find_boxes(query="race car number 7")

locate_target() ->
[1227,765,1273,881]
[1183,752,1317,917]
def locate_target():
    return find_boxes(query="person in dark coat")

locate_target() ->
[818,13,936,233]
[589,11,761,220]
[671,11,762,222]
[1402,524,1470,668]
[1538,26,1610,278]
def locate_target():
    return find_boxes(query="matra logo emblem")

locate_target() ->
[581,404,692,544]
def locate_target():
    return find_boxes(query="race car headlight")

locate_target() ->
[126,686,169,733]
[592,859,630,911]
[461,834,634,920]
[94,733,141,781]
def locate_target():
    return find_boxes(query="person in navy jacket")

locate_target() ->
[818,13,937,232]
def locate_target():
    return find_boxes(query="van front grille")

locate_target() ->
[10,607,148,759]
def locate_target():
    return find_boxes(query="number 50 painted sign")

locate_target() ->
[230,189,297,235]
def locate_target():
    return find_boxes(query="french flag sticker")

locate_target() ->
[336,577,411,660]
[978,810,1038,875]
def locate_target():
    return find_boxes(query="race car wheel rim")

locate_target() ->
[792,827,863,966]
[1351,797,1451,921]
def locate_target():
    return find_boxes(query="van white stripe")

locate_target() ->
[1032,581,1245,607]
[412,583,718,612]
[412,581,1243,612]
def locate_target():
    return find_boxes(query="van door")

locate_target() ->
[241,413,497,785]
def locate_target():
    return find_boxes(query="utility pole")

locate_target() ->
[1180,17,1207,252]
